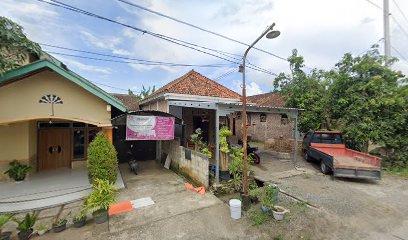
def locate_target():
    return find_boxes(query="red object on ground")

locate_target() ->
[184,182,206,195]
[108,201,133,216]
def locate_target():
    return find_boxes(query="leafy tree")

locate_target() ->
[128,85,156,100]
[328,47,406,153]
[0,16,41,75]
[274,49,330,133]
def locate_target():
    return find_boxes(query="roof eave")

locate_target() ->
[0,59,127,112]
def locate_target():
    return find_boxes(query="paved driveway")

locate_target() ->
[253,151,408,240]
[39,161,255,240]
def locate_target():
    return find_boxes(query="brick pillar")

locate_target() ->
[102,127,113,143]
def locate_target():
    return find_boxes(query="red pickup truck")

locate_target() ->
[302,131,381,180]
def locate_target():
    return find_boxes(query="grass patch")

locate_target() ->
[248,205,270,226]
[385,167,408,178]
[273,235,284,240]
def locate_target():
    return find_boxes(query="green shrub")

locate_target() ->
[84,179,117,213]
[15,212,37,232]
[248,206,269,226]
[0,214,14,233]
[87,133,118,184]
[4,160,31,181]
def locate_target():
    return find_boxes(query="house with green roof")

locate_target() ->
[0,53,127,180]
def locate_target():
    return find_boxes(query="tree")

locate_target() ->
[127,85,156,100]
[0,17,41,75]
[87,133,118,184]
[274,49,330,133]
[328,47,406,153]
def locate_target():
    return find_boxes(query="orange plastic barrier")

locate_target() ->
[184,182,206,195]
[108,201,133,216]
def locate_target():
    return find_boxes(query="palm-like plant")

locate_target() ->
[4,160,31,181]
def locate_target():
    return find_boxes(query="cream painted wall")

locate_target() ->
[0,122,31,181]
[0,70,112,126]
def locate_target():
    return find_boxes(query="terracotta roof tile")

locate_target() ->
[111,94,139,111]
[247,92,285,107]
[146,70,241,100]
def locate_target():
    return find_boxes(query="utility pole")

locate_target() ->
[383,0,391,60]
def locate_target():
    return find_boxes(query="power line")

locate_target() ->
[35,0,278,76]
[364,0,408,39]
[89,80,129,91]
[214,68,237,81]
[117,0,287,62]
[364,0,382,10]
[390,15,408,39]
[46,51,237,67]
[391,45,408,62]
[392,0,408,24]
[43,46,235,68]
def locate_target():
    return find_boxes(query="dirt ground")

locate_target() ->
[252,150,408,240]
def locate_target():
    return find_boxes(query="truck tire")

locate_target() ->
[303,151,311,162]
[320,160,331,175]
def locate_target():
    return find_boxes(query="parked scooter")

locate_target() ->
[127,150,139,175]
[237,140,261,164]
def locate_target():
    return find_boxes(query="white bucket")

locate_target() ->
[229,199,241,220]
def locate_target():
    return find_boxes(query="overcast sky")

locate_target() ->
[1,0,407,95]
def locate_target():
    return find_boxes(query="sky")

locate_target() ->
[1,0,407,96]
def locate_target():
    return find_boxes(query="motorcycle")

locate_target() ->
[237,140,261,164]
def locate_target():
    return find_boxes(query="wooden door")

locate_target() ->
[38,128,71,171]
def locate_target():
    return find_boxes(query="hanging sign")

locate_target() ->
[126,115,175,140]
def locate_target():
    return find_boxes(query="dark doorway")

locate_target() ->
[193,116,209,142]
[113,126,157,163]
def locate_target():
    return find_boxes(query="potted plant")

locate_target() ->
[248,186,260,204]
[15,212,37,240]
[4,160,31,182]
[272,206,290,221]
[72,211,87,228]
[35,223,48,236]
[84,179,117,224]
[52,216,67,233]
[259,185,278,213]
[0,214,14,240]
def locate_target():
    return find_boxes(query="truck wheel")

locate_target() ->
[320,161,331,175]
[303,151,311,162]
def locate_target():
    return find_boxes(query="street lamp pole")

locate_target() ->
[241,23,280,195]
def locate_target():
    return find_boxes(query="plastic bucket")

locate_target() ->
[229,199,241,220]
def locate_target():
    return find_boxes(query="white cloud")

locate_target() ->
[246,82,264,96]
[57,57,112,75]
[80,30,122,50]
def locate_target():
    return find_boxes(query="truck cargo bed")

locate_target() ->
[311,143,381,180]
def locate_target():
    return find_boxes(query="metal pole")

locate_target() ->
[215,105,220,185]
[383,0,391,60]
[293,111,298,168]
[242,23,276,195]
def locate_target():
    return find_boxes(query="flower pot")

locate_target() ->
[37,229,46,236]
[0,232,12,240]
[93,210,108,224]
[272,206,289,221]
[52,223,66,233]
[73,219,86,228]
[17,229,33,240]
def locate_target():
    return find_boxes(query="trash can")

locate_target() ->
[229,199,241,220]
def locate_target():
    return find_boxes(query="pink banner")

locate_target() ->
[126,115,175,140]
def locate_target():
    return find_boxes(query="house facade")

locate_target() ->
[0,56,127,181]
[139,70,301,184]
[231,92,294,142]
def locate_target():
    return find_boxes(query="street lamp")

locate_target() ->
[240,23,280,197]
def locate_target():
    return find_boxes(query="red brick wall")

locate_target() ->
[228,112,293,142]
[266,138,303,154]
